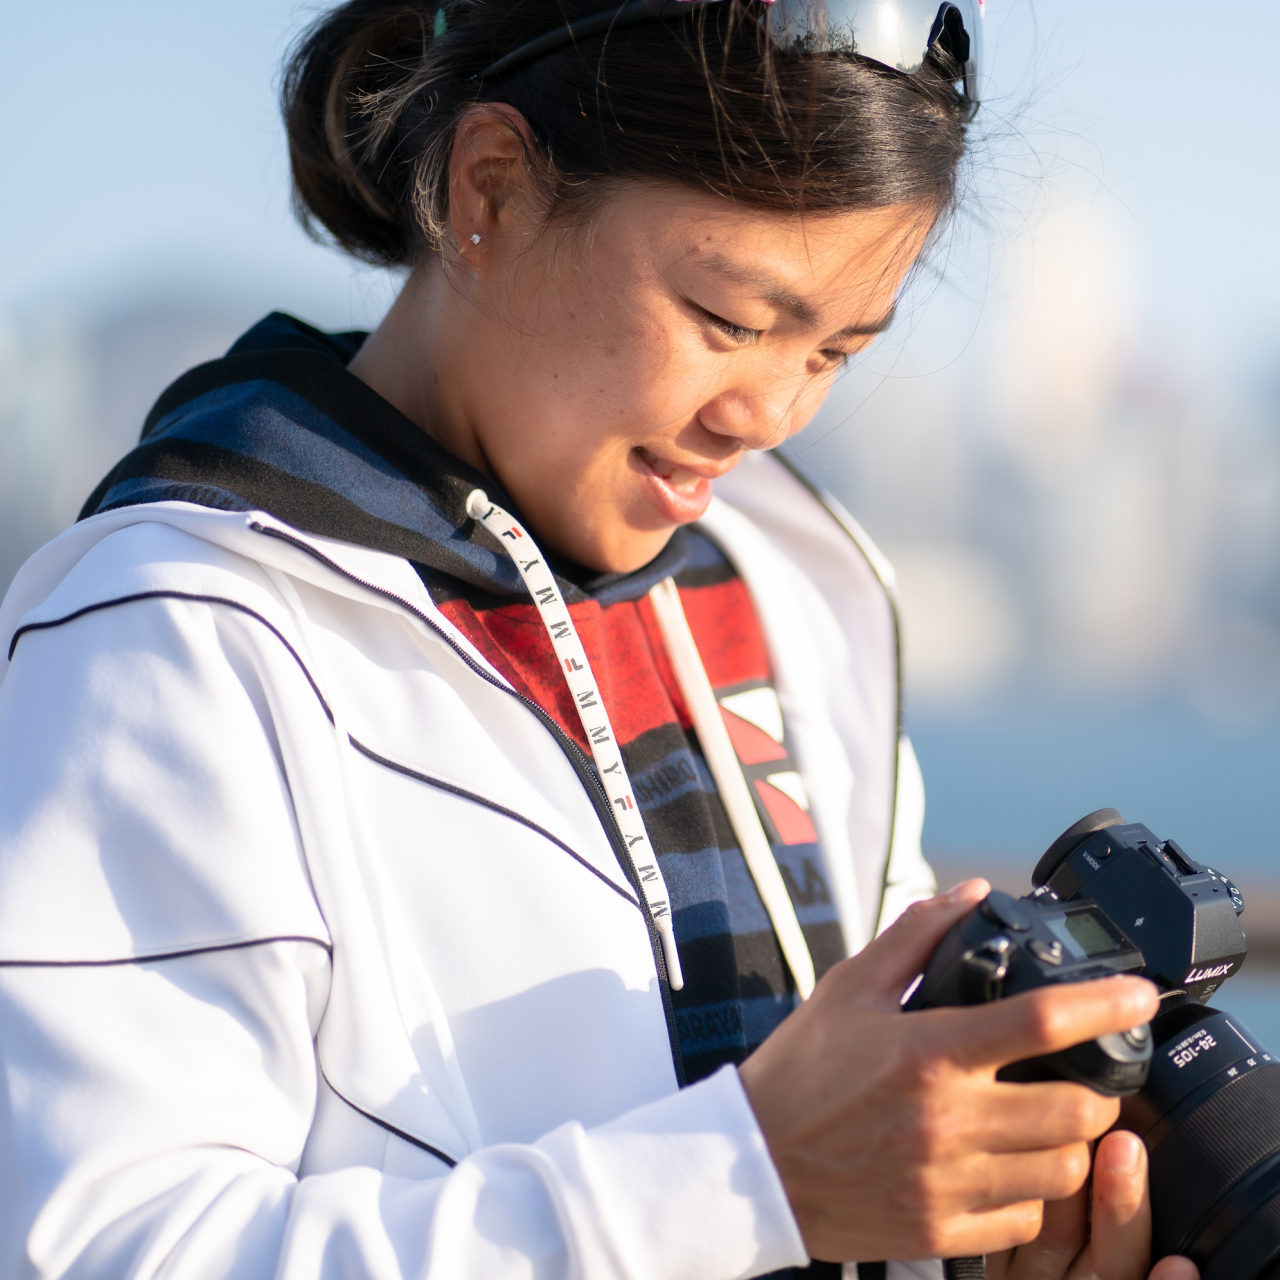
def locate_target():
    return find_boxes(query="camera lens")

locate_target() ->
[1122,996,1280,1279]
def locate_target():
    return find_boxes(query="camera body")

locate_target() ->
[907,809,1280,1279]
[903,886,1153,1094]
[904,809,1248,1097]
[1028,811,1246,1003]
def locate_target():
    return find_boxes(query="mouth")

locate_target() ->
[633,446,716,524]
[634,446,707,491]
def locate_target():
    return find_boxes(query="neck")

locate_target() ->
[348,264,491,476]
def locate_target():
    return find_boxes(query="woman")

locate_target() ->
[0,1,1195,1277]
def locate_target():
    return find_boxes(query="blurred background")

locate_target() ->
[2,3,1277,1032]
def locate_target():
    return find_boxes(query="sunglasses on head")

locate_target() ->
[478,0,983,114]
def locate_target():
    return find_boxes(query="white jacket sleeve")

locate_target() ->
[0,594,805,1280]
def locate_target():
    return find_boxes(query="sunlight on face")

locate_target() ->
[460,185,932,571]
[358,177,935,573]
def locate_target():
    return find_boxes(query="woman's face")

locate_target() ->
[361,143,933,573]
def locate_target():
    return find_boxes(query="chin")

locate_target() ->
[588,530,677,575]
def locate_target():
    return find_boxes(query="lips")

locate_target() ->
[635,446,705,491]
[634,446,715,524]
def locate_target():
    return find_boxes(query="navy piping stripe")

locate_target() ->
[248,521,687,1087]
[0,934,332,969]
[319,1067,459,1168]
[347,735,641,909]
[6,591,336,725]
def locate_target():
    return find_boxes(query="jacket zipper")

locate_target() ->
[249,521,687,1087]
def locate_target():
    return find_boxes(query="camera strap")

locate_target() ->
[466,489,684,990]
[856,1258,985,1278]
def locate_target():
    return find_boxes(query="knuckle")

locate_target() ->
[899,898,938,931]
[918,1216,960,1258]
[1008,1201,1045,1247]
[1050,1144,1092,1198]
[1023,992,1068,1048]
[1060,1089,1098,1135]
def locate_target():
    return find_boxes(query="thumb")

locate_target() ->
[845,879,990,1006]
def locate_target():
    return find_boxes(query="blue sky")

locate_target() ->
[2,0,1278,381]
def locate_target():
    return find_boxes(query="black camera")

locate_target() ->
[907,809,1280,1280]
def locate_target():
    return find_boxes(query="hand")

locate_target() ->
[737,881,1161,1263]
[986,1129,1198,1280]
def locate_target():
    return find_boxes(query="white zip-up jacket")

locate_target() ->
[0,448,934,1280]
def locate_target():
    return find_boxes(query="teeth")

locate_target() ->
[638,447,699,489]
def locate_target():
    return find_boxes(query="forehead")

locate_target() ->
[600,182,934,310]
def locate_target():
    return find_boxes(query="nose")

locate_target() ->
[696,377,807,452]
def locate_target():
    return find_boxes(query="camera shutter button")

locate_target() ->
[979,891,1034,932]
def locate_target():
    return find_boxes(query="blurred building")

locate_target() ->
[789,178,1280,733]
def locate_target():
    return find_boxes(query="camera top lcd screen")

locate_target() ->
[1046,909,1125,960]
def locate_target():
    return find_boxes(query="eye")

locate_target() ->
[818,349,851,370]
[698,307,760,345]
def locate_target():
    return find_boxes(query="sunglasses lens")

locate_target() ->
[765,0,979,101]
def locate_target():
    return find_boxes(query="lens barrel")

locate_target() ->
[1122,998,1280,1279]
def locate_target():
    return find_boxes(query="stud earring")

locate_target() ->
[470,233,482,244]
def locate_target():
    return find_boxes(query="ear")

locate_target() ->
[448,104,541,266]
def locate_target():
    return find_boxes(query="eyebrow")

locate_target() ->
[701,251,896,338]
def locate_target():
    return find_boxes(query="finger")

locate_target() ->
[987,1181,1088,1280]
[935,1201,1046,1259]
[941,1144,1095,1213]
[975,1079,1122,1152]
[843,879,991,1002]
[1148,1258,1198,1280]
[1077,1130,1149,1280]
[943,976,1160,1070]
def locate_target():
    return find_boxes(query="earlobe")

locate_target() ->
[447,103,539,259]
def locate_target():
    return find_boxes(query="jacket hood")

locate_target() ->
[80,312,687,604]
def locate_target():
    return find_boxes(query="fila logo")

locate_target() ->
[501,526,524,540]
[614,794,635,811]
[1185,963,1235,983]
[564,657,583,672]
[535,586,556,606]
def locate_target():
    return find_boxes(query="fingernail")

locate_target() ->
[945,878,990,903]
[1103,1131,1142,1174]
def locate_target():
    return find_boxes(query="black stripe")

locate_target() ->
[81,438,516,595]
[0,934,332,969]
[248,521,687,1087]
[6,590,335,724]
[347,736,641,909]
[319,1067,459,1168]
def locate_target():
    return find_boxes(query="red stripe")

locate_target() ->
[753,780,818,845]
[438,577,774,753]
[720,708,787,765]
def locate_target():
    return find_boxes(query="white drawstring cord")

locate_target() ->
[466,490,685,991]
[647,577,817,1001]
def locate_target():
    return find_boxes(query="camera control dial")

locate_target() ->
[962,935,1013,1002]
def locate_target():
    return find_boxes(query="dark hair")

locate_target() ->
[282,0,971,266]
